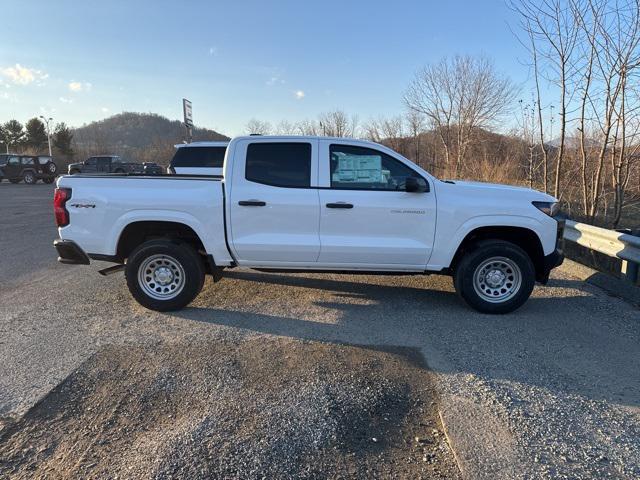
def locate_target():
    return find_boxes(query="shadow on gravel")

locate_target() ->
[177,270,640,410]
[0,338,460,479]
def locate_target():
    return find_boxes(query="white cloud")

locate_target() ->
[209,46,219,56]
[1,64,48,85]
[59,96,73,103]
[68,81,92,92]
[101,107,110,113]
[294,90,305,100]
[0,91,18,102]
[267,74,285,86]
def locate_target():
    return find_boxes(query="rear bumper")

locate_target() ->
[53,239,90,265]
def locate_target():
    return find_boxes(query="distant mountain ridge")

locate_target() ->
[73,112,229,149]
[69,112,230,165]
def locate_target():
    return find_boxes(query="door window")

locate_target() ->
[329,144,422,191]
[21,157,35,165]
[8,156,20,165]
[245,142,311,188]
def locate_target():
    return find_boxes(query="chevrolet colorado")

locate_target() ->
[53,136,564,314]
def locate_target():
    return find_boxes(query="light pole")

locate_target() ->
[39,116,53,156]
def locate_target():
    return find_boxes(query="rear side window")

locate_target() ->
[171,146,226,168]
[245,142,311,188]
[21,157,35,165]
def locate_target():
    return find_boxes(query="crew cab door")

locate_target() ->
[3,156,21,178]
[317,140,436,268]
[83,157,98,173]
[227,138,320,264]
[96,158,111,173]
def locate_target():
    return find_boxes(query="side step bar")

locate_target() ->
[98,264,125,276]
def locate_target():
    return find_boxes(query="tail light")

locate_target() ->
[54,187,71,227]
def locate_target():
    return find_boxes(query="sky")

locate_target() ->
[0,0,533,136]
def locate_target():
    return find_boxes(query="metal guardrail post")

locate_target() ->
[620,228,640,284]
[621,260,639,283]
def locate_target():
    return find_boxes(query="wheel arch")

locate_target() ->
[115,220,207,263]
[449,225,546,281]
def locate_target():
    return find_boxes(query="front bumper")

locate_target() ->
[53,239,90,265]
[538,217,565,283]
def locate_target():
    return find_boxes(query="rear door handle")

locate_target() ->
[326,202,353,209]
[238,200,266,206]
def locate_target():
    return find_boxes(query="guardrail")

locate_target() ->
[563,219,640,282]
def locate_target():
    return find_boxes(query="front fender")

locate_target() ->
[430,214,549,270]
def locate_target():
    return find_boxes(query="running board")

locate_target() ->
[98,264,125,276]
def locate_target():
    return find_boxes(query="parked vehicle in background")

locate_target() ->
[54,135,565,314]
[143,162,163,175]
[168,141,228,175]
[68,155,144,175]
[0,154,58,184]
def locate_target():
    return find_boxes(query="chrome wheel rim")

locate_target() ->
[137,254,185,300]
[473,256,522,303]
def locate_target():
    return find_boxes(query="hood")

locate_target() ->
[444,180,557,202]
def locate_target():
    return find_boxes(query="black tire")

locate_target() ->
[125,239,205,311]
[47,162,58,174]
[453,240,535,314]
[114,169,124,174]
[9,178,21,184]
[42,177,55,184]
[23,171,37,184]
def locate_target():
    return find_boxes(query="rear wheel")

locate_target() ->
[125,239,205,311]
[23,171,37,184]
[453,240,535,314]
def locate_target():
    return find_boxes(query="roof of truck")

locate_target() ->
[174,141,229,149]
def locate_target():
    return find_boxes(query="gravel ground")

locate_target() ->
[1,183,639,479]
[0,338,458,479]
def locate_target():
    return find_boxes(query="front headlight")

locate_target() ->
[532,201,560,217]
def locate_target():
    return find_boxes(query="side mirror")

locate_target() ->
[405,177,428,193]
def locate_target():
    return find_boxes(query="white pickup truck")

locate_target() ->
[53,135,564,314]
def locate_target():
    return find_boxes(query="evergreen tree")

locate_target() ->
[3,120,25,152]
[53,122,74,158]
[25,117,49,152]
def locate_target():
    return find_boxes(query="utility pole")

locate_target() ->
[39,115,53,156]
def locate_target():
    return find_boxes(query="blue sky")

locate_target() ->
[0,0,532,136]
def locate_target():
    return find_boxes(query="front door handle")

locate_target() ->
[326,202,353,209]
[238,200,266,206]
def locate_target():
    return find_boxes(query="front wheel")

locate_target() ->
[453,240,535,314]
[125,239,205,311]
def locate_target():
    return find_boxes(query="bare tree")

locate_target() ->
[404,55,516,177]
[245,118,272,135]
[511,0,580,199]
[317,110,358,137]
[405,110,426,166]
